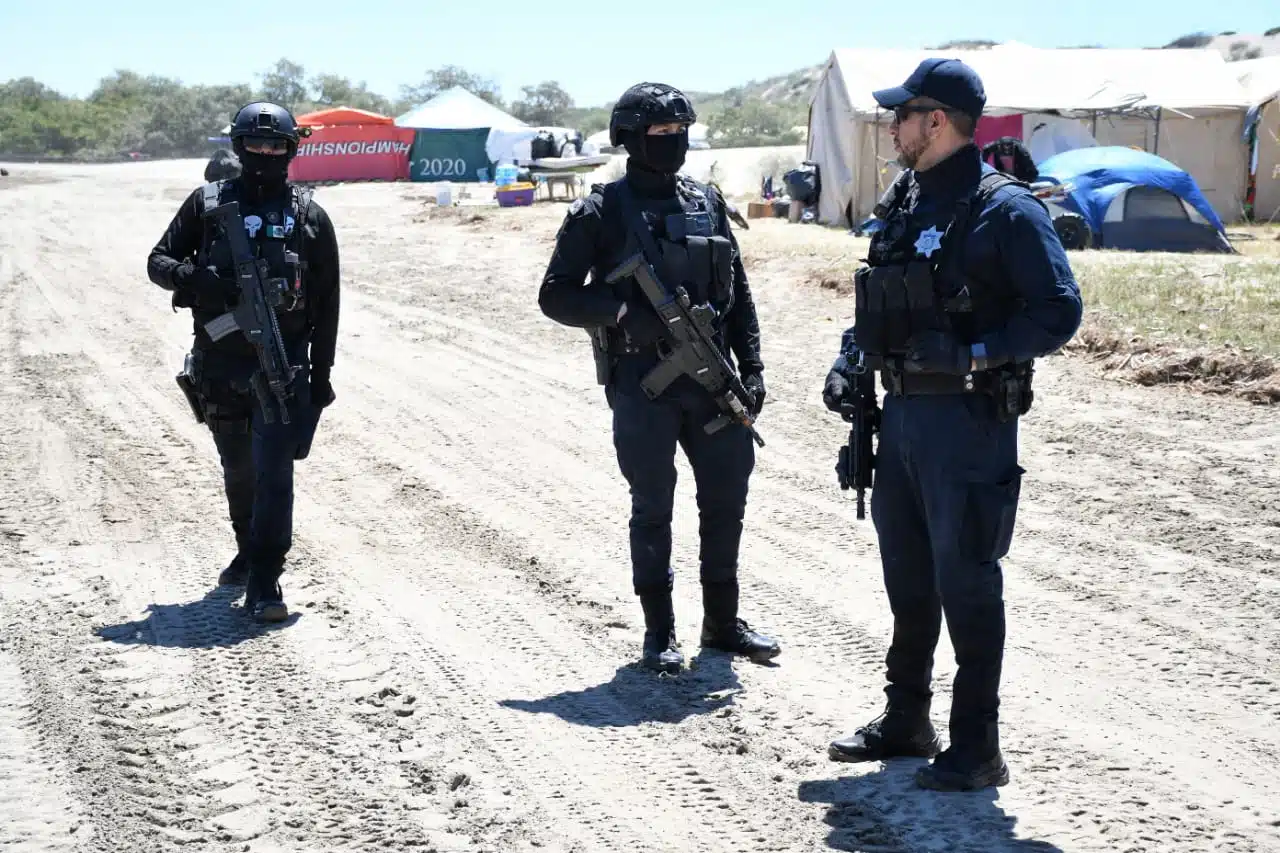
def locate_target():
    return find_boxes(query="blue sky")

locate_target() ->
[1,0,1274,107]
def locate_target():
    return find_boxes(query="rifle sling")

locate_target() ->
[615,181,669,279]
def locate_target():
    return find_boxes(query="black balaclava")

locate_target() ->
[622,128,689,174]
[234,140,293,196]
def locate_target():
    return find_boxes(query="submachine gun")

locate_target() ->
[605,252,764,448]
[835,347,880,520]
[199,200,298,425]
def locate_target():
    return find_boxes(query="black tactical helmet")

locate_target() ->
[229,102,303,151]
[609,83,696,147]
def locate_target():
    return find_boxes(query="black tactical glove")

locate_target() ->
[741,372,765,416]
[903,330,972,375]
[823,366,851,412]
[618,301,668,347]
[173,263,238,310]
[310,367,335,408]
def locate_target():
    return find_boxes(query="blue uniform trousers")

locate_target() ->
[607,355,756,597]
[204,353,320,582]
[870,391,1023,747]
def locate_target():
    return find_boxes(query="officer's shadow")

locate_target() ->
[499,648,744,727]
[94,585,300,649]
[799,766,1065,852]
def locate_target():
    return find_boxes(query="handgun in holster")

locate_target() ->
[175,351,206,424]
[587,326,612,385]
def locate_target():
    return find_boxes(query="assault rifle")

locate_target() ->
[201,200,297,424]
[835,347,879,519]
[605,252,764,448]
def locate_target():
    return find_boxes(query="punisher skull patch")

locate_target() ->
[914,226,943,258]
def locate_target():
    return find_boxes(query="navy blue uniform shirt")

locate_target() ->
[908,144,1083,365]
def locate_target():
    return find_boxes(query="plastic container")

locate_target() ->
[495,182,535,207]
[494,162,520,187]
[435,184,452,206]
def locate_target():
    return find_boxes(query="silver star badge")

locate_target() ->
[914,226,943,257]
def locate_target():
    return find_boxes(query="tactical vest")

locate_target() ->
[197,178,312,327]
[606,174,735,312]
[853,169,1024,366]
[584,175,737,384]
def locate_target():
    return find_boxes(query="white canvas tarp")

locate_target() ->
[808,45,1253,227]
[826,45,1148,117]
[1236,56,1280,107]
[1025,114,1099,163]
[395,87,528,131]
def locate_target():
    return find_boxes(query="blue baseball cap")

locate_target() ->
[873,58,986,122]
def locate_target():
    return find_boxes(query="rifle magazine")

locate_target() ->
[204,312,239,342]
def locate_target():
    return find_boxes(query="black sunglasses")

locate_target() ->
[891,105,939,123]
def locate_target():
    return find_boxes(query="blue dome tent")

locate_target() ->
[1035,147,1234,253]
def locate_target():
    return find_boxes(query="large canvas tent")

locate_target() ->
[1236,56,1280,222]
[395,88,528,182]
[289,106,414,183]
[807,45,1253,227]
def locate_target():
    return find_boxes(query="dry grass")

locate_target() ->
[1067,317,1280,403]
[1070,254,1280,355]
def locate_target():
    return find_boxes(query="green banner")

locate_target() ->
[407,129,493,182]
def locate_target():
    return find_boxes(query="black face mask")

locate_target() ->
[236,145,291,194]
[625,130,689,174]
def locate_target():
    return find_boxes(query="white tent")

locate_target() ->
[395,87,527,131]
[1236,56,1280,222]
[807,45,1253,226]
[394,88,530,181]
[1237,56,1280,105]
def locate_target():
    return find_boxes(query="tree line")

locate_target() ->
[0,59,583,160]
[0,58,808,161]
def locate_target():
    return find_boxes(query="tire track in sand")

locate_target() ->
[0,253,528,852]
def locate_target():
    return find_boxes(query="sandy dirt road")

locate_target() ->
[0,159,1277,853]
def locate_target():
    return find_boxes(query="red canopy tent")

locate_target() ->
[296,106,395,127]
[289,105,414,182]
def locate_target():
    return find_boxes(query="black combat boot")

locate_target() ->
[244,565,288,623]
[828,703,942,762]
[915,722,1008,790]
[699,581,780,663]
[638,593,683,673]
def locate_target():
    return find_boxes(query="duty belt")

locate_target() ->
[881,368,998,397]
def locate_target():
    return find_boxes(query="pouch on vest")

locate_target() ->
[709,235,732,302]
[854,261,946,357]
[658,238,694,298]
[687,236,711,301]
[666,210,713,242]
